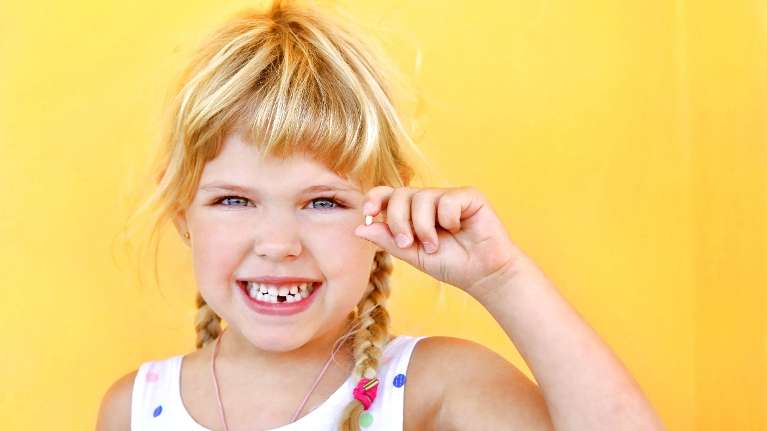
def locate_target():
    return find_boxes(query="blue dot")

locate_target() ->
[393,373,406,388]
[153,405,163,417]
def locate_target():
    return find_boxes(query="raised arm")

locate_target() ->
[354,185,666,430]
[466,253,666,430]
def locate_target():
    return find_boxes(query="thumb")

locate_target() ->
[354,223,396,252]
[355,222,425,268]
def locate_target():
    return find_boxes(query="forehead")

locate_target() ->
[198,131,363,193]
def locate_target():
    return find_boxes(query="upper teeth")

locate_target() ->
[245,282,315,303]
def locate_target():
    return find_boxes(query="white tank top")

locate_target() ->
[130,335,429,430]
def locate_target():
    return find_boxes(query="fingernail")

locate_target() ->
[395,233,412,248]
[423,242,437,254]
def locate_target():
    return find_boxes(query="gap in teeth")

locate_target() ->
[246,282,315,303]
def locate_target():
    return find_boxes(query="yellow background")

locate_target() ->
[1,0,764,429]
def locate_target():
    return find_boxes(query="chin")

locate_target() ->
[242,327,313,352]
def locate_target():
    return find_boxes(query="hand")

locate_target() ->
[353,185,529,300]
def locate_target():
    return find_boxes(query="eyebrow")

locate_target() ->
[199,181,361,194]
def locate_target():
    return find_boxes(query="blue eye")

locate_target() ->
[308,196,345,210]
[213,195,347,210]
[216,196,250,207]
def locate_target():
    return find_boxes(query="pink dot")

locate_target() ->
[146,371,160,382]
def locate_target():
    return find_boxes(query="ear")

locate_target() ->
[173,210,191,247]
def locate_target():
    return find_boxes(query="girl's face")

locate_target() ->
[174,131,379,352]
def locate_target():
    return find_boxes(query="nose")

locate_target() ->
[252,211,303,260]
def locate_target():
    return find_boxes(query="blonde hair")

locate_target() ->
[122,0,424,429]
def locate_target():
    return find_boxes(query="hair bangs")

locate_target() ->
[225,41,377,183]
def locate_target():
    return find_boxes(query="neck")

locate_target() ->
[217,317,356,379]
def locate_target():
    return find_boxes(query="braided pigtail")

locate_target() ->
[194,290,223,349]
[338,250,394,431]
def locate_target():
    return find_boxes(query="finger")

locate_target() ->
[411,188,442,254]
[437,186,482,234]
[386,187,417,248]
[362,185,394,216]
[354,219,420,264]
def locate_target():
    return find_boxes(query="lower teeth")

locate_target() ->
[256,294,298,304]
[248,284,315,304]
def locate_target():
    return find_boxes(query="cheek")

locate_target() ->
[190,223,242,283]
[311,222,371,264]
[310,225,375,298]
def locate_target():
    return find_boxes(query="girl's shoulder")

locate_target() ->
[96,367,139,430]
[404,335,550,431]
[402,335,463,430]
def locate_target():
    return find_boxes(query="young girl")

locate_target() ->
[97,1,665,430]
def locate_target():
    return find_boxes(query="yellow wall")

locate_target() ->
[1,1,764,429]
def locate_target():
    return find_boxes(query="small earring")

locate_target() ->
[184,232,190,239]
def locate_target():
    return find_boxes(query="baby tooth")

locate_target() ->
[278,286,289,296]
[290,286,298,294]
[268,286,278,296]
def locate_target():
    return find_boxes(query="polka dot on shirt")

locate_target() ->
[146,371,160,382]
[147,370,162,418]
[393,373,406,388]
